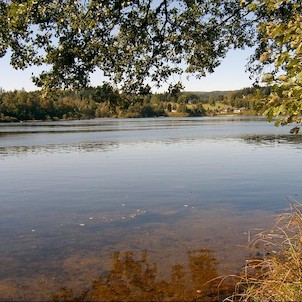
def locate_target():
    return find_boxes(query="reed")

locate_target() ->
[227,202,302,301]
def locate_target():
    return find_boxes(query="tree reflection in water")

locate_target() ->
[53,249,234,301]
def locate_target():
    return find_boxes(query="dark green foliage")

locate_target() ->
[188,103,206,117]
[1,0,254,93]
[0,85,272,121]
[0,89,99,121]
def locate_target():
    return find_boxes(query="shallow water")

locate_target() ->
[0,117,301,300]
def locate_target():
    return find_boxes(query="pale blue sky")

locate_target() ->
[0,48,254,92]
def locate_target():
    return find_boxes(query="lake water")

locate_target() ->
[0,117,301,300]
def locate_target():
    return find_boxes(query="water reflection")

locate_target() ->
[0,118,300,158]
[0,117,266,132]
[1,133,302,158]
[0,205,267,301]
[52,250,234,302]
[0,141,119,157]
[243,134,302,148]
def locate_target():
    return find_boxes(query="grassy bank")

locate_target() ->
[227,202,302,301]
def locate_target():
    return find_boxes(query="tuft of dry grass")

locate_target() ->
[227,202,302,302]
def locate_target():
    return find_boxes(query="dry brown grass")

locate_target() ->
[226,201,302,301]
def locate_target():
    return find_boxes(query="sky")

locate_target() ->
[0,47,255,93]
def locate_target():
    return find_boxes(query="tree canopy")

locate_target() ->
[248,0,302,125]
[1,0,301,123]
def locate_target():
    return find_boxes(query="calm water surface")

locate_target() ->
[0,117,301,300]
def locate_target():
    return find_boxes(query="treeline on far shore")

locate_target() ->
[0,84,271,122]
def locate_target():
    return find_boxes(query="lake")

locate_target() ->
[0,116,301,300]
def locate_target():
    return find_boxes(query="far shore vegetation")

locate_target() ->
[0,85,270,122]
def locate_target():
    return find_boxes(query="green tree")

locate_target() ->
[177,103,189,115]
[1,0,253,93]
[177,93,200,104]
[1,0,301,124]
[93,83,121,109]
[246,0,302,125]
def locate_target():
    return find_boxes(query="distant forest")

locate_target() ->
[0,85,271,122]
